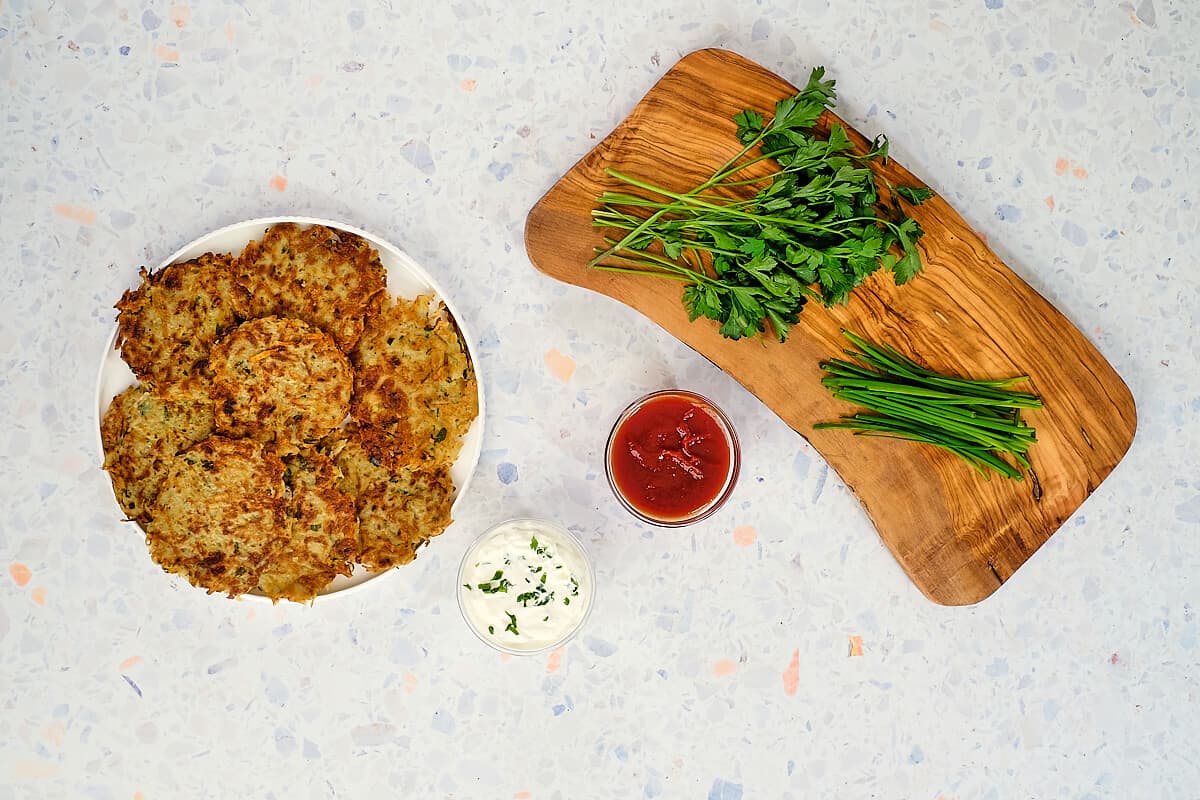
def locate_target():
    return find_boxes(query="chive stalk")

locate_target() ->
[815,331,1043,480]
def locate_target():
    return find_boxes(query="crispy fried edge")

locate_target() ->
[143,435,288,598]
[114,253,248,382]
[255,450,358,604]
[234,222,387,352]
[207,316,353,453]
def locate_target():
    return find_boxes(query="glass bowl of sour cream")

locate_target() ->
[457,518,595,655]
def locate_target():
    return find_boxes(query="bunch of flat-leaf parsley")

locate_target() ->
[589,67,935,342]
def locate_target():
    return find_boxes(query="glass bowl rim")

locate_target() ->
[456,516,596,656]
[603,389,742,528]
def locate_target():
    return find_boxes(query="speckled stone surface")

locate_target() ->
[1,1,1197,798]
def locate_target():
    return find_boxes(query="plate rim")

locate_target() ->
[94,214,487,603]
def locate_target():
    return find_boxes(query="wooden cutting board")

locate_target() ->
[523,48,1136,605]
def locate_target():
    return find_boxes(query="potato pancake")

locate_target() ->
[322,424,455,571]
[256,450,358,603]
[144,436,288,597]
[235,222,387,352]
[208,316,352,453]
[115,253,249,382]
[351,294,479,467]
[100,381,216,520]
[320,420,415,485]
[356,466,453,571]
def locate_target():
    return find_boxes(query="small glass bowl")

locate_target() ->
[456,517,596,656]
[604,390,741,527]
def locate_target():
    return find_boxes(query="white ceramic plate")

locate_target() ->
[94,216,486,600]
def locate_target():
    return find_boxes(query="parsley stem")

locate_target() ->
[601,171,847,237]
[593,263,694,282]
[708,130,775,184]
[704,149,810,187]
[593,195,759,212]
[588,128,773,269]
[596,245,731,289]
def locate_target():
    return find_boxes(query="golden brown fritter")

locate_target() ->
[350,294,479,467]
[208,316,352,453]
[100,381,216,520]
[319,421,413,486]
[321,424,455,571]
[144,436,288,597]
[114,253,249,382]
[235,222,387,352]
[355,467,453,571]
[256,450,358,603]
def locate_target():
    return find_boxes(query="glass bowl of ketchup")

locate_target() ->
[604,390,741,527]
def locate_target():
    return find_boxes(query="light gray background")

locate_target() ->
[1,1,1197,798]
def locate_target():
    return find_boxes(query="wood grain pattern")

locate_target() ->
[524,49,1136,605]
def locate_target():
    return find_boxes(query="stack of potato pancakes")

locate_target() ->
[101,222,479,603]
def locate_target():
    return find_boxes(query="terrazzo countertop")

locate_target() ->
[2,1,1198,798]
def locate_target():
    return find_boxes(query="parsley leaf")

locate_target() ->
[733,109,764,144]
[591,66,931,342]
[895,185,935,205]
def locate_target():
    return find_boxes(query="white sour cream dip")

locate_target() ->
[457,518,593,653]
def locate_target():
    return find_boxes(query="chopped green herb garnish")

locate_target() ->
[516,581,555,607]
[477,570,513,593]
[488,625,494,635]
[504,612,520,636]
[530,536,539,551]
[563,597,571,606]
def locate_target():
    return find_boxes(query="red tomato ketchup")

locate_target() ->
[605,391,740,526]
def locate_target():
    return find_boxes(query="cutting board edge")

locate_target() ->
[557,283,1140,607]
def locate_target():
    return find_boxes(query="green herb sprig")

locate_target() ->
[814,331,1043,480]
[590,67,933,342]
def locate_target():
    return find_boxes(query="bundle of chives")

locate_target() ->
[814,331,1043,480]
